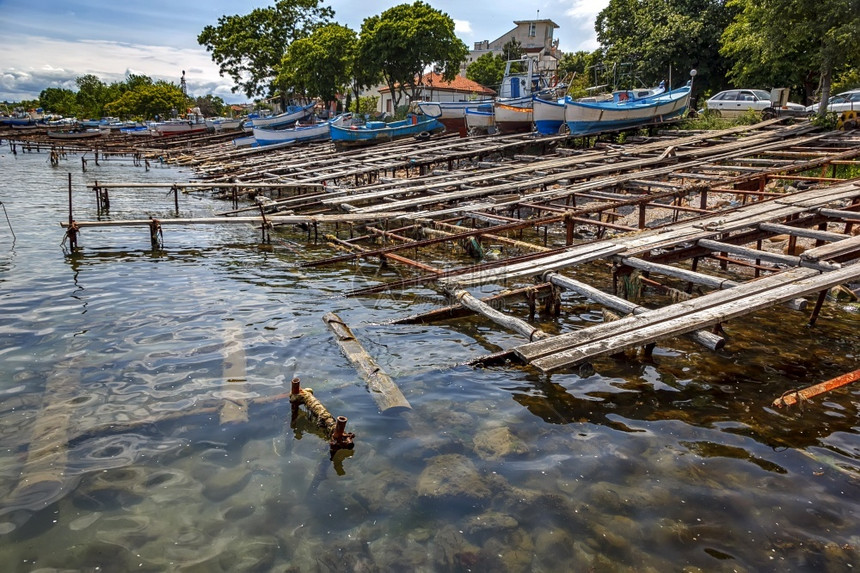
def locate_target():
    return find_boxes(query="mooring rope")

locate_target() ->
[0,200,15,245]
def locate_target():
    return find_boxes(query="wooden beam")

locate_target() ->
[322,313,411,412]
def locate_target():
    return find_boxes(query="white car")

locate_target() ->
[705,89,806,118]
[805,89,860,113]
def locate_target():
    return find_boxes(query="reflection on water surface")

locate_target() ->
[0,150,857,571]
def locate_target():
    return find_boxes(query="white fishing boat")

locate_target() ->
[494,99,534,134]
[563,73,694,136]
[205,117,243,131]
[243,104,315,131]
[47,129,104,140]
[464,104,495,134]
[533,96,566,135]
[416,100,494,133]
[252,114,353,146]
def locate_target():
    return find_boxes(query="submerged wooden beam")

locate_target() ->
[323,312,411,412]
[7,355,81,512]
[543,271,725,351]
[389,283,553,325]
[448,288,551,341]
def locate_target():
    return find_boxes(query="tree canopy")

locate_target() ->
[721,0,860,112]
[465,53,507,90]
[198,0,333,99]
[278,23,358,106]
[356,1,468,108]
[595,0,734,94]
[103,81,188,119]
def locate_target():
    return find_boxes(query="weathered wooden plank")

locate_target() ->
[449,288,551,341]
[619,257,739,290]
[800,234,860,262]
[531,262,860,372]
[219,322,249,425]
[388,284,553,324]
[322,312,411,412]
[61,212,410,228]
[758,222,849,242]
[515,266,820,363]
[697,238,841,271]
[543,271,725,351]
[818,207,860,221]
[445,242,626,287]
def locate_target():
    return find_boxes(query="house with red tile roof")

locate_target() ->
[376,73,496,115]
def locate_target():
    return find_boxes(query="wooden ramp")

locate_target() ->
[514,263,859,372]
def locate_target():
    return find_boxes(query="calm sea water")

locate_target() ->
[0,145,858,572]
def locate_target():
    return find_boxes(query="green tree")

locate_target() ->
[721,0,860,111]
[501,38,523,61]
[595,0,733,94]
[103,82,188,120]
[278,23,357,107]
[194,94,226,117]
[39,87,79,117]
[198,0,333,99]
[466,53,506,90]
[357,1,468,108]
[75,74,108,119]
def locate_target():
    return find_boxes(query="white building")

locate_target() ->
[465,19,562,78]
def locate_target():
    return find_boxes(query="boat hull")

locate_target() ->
[243,104,315,131]
[47,130,103,140]
[330,115,442,147]
[564,85,691,136]
[416,100,493,133]
[533,97,566,135]
[494,102,533,134]
[252,114,352,146]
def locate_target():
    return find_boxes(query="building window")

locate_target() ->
[529,23,536,37]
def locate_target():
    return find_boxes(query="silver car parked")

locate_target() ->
[805,89,860,114]
[705,89,805,118]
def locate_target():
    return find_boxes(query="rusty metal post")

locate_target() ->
[329,416,354,454]
[172,184,179,214]
[149,217,162,249]
[565,213,574,245]
[67,173,73,228]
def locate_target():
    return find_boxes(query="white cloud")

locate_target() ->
[0,34,241,103]
[454,19,473,35]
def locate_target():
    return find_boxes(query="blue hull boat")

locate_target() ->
[330,114,442,147]
[564,79,693,137]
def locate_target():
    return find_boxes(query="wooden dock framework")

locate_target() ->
[44,118,860,378]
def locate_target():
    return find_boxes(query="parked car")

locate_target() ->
[805,89,860,114]
[704,89,806,118]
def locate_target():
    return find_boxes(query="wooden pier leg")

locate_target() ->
[807,290,828,326]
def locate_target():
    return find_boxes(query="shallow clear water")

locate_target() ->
[0,146,858,572]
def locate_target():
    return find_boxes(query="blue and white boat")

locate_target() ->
[465,104,495,134]
[533,96,566,135]
[564,73,694,136]
[252,113,353,146]
[243,104,315,131]
[330,114,442,147]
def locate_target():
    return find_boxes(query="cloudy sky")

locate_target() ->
[0,0,609,104]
